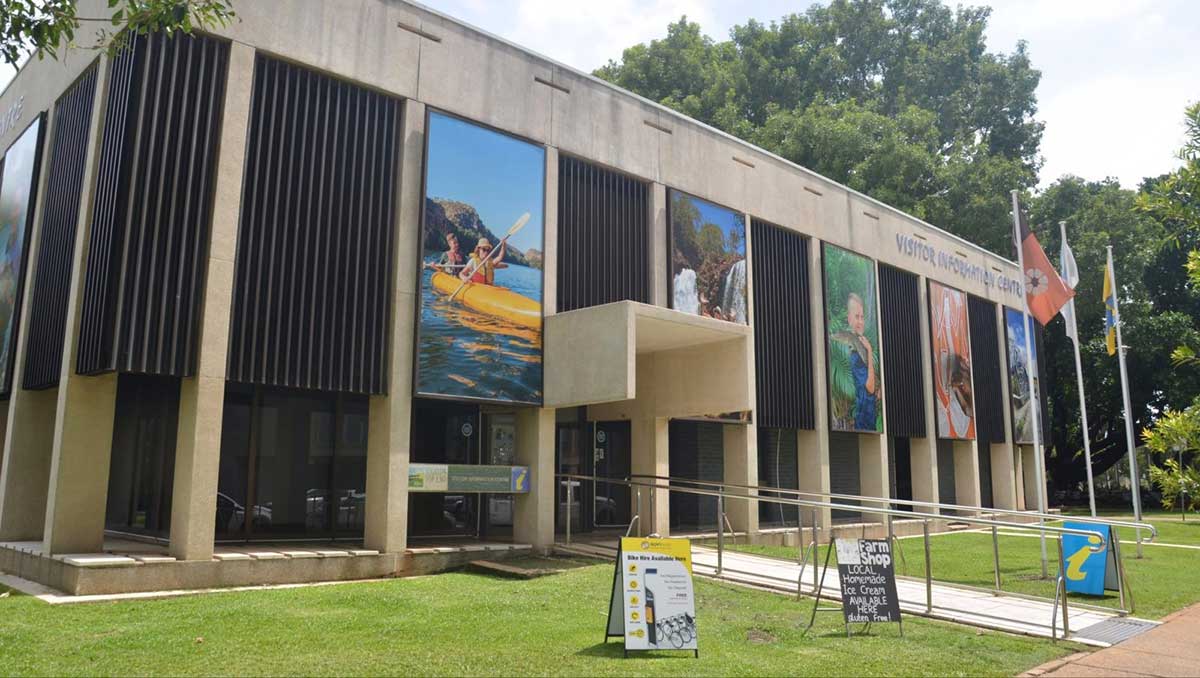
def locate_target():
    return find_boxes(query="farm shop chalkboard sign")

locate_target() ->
[835,539,901,625]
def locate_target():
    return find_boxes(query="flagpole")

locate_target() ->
[1108,245,1145,556]
[1012,190,1049,578]
[1061,221,1097,517]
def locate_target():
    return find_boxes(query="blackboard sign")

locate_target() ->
[835,539,901,624]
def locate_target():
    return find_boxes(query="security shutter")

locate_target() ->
[668,420,723,531]
[937,439,957,506]
[979,446,994,508]
[757,427,798,526]
[829,432,860,521]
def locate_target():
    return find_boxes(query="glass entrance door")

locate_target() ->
[555,422,587,533]
[409,399,480,537]
[483,412,516,537]
[593,421,631,528]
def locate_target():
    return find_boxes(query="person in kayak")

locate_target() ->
[460,237,508,285]
[425,232,465,273]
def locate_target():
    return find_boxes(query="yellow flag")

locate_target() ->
[1103,262,1117,356]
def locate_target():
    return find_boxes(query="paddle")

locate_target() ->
[448,212,530,302]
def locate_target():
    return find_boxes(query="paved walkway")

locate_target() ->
[1024,603,1200,677]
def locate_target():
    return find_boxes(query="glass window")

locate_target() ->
[105,374,181,538]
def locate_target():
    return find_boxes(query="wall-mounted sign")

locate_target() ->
[823,244,883,433]
[835,538,901,625]
[407,463,530,493]
[606,537,698,656]
[894,233,1022,297]
[929,281,975,440]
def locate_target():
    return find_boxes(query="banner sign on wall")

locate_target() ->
[407,463,530,493]
[668,189,747,324]
[822,244,883,433]
[415,110,545,405]
[834,538,901,624]
[929,281,975,439]
[606,537,698,656]
[1004,307,1043,445]
[0,115,44,396]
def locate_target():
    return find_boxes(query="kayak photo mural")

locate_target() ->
[0,116,43,395]
[822,244,882,433]
[1005,308,1043,444]
[668,190,747,324]
[929,281,975,439]
[415,111,545,405]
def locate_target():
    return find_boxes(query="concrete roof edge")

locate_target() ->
[404,0,1018,269]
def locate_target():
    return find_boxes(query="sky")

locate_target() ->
[419,0,1200,190]
[0,1,1194,191]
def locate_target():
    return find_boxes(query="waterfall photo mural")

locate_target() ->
[415,111,545,405]
[1004,307,1042,444]
[0,116,43,396]
[929,281,975,439]
[668,189,747,324]
[822,244,882,433]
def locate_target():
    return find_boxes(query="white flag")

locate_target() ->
[1060,227,1080,344]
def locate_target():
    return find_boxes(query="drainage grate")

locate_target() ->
[1072,617,1158,645]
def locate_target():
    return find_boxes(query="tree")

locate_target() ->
[1143,406,1200,515]
[0,0,235,65]
[597,1,1043,256]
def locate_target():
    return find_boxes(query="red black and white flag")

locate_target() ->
[1014,205,1074,326]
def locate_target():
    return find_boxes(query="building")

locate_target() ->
[0,0,1044,595]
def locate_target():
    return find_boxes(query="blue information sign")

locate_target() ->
[1061,522,1112,596]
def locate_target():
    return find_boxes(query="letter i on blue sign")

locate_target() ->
[1060,522,1111,596]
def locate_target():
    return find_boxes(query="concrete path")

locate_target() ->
[1024,603,1200,677]
[687,546,1150,647]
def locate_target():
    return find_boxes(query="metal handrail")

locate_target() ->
[559,472,1124,637]
[630,473,1158,540]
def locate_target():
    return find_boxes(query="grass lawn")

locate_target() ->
[0,557,1075,677]
[732,524,1200,620]
[1061,508,1200,547]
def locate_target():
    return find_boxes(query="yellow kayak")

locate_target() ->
[431,271,541,330]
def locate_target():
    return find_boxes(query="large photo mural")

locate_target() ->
[929,281,974,439]
[1005,308,1043,445]
[0,116,43,395]
[669,190,747,324]
[415,112,545,405]
[822,244,882,433]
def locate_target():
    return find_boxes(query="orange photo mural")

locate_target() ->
[929,281,975,439]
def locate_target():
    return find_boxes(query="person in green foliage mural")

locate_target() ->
[825,247,883,432]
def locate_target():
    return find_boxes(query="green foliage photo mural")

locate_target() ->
[824,244,882,433]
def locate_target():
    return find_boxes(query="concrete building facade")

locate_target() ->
[0,0,1043,595]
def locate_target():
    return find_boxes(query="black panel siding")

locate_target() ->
[556,156,649,312]
[226,56,400,395]
[23,66,98,390]
[751,219,814,429]
[77,33,229,377]
[758,427,798,526]
[879,264,925,437]
[968,295,1006,445]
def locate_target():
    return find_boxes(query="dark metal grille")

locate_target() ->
[226,56,400,395]
[556,155,649,312]
[77,32,230,377]
[23,65,98,390]
[968,295,1005,445]
[750,219,814,429]
[879,264,925,437]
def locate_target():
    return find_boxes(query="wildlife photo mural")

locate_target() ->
[929,281,975,439]
[416,111,545,405]
[669,189,747,324]
[823,244,882,433]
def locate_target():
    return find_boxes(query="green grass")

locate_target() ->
[732,525,1200,620]
[0,559,1075,677]
[1061,509,1200,547]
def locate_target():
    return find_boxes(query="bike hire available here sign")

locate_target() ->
[834,538,901,624]
[607,537,698,652]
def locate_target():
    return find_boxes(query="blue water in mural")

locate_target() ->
[416,255,543,404]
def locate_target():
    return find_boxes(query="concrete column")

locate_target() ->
[168,43,255,561]
[911,276,940,513]
[990,443,1017,510]
[631,416,669,536]
[649,182,668,307]
[542,147,558,316]
[364,98,425,554]
[859,434,890,523]
[515,407,555,551]
[801,238,831,530]
[722,423,758,536]
[41,57,115,556]
[953,440,982,513]
[0,101,59,540]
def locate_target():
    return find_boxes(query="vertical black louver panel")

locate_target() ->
[23,66,98,390]
[226,56,399,395]
[77,32,229,377]
[750,219,814,429]
[556,155,649,312]
[968,295,1005,445]
[879,264,925,437]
